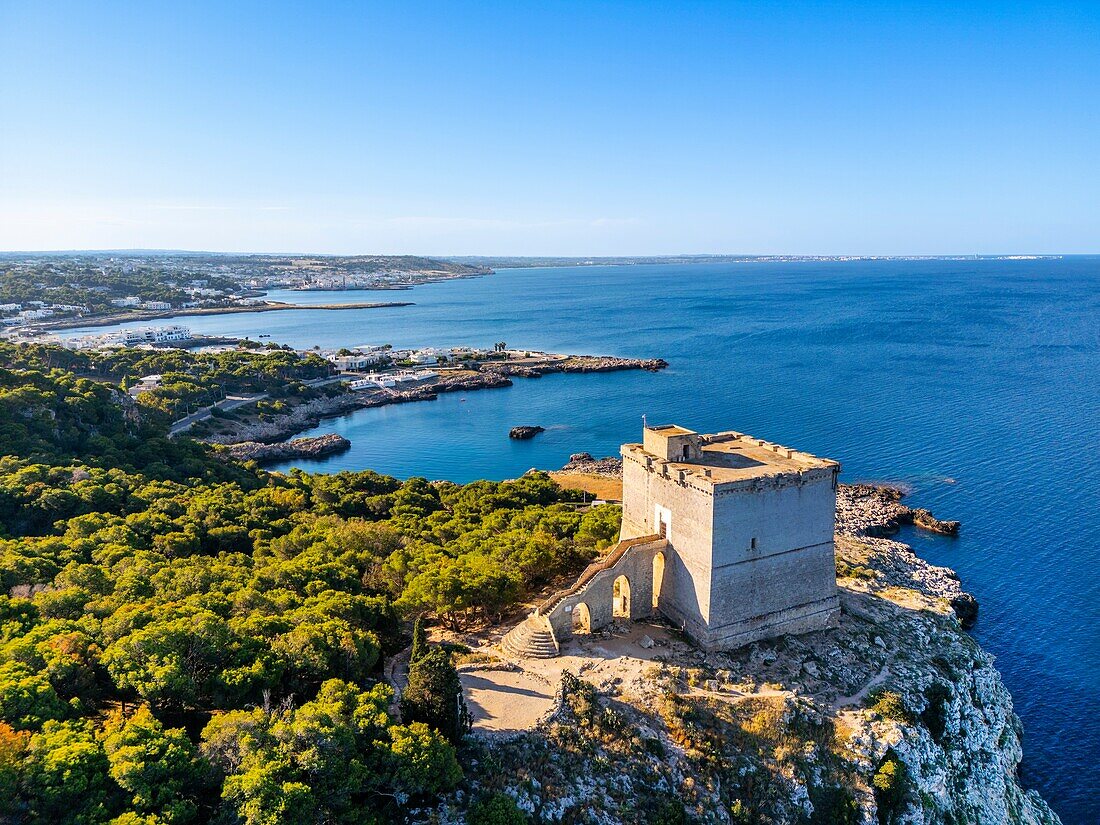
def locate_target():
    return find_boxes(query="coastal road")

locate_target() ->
[168,375,346,436]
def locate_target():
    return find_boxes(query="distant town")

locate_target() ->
[0,252,491,339]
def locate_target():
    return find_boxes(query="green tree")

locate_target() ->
[387,721,462,796]
[25,720,111,824]
[872,753,909,824]
[0,661,67,730]
[400,647,470,744]
[469,792,526,825]
[102,706,208,824]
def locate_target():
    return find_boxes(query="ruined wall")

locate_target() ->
[544,538,667,641]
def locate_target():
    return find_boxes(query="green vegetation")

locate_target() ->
[0,341,335,422]
[920,682,953,744]
[469,792,527,825]
[872,751,909,824]
[0,262,238,313]
[401,646,471,744]
[866,689,913,724]
[0,351,618,822]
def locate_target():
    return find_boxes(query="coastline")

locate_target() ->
[36,300,415,331]
[184,355,670,445]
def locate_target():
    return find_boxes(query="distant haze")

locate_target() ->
[1,2,1097,255]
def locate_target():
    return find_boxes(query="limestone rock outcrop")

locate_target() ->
[559,453,623,476]
[221,433,350,464]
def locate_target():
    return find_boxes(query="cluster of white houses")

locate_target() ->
[323,344,493,372]
[0,302,91,325]
[347,369,440,390]
[64,325,194,349]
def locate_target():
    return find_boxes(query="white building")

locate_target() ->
[330,353,388,371]
[348,369,439,390]
[18,309,55,320]
[139,301,172,311]
[71,325,193,349]
[110,296,141,308]
[128,374,163,397]
[349,375,397,390]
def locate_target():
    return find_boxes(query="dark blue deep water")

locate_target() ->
[69,260,1099,822]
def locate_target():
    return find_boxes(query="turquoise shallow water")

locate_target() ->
[67,260,1099,822]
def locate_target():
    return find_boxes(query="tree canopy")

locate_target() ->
[0,346,619,822]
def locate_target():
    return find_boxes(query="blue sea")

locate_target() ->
[66,259,1099,822]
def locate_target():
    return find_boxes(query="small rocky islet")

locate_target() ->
[509,425,546,440]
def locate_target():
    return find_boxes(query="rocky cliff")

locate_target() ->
[441,485,1059,824]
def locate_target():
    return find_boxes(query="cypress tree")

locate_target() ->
[409,616,428,664]
[400,646,470,744]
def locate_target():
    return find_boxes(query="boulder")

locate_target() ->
[509,425,546,440]
[950,592,980,629]
[913,508,961,536]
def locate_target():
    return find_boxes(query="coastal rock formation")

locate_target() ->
[201,394,368,444]
[220,433,350,463]
[482,355,669,379]
[191,353,665,446]
[837,484,977,627]
[912,507,962,535]
[838,483,961,537]
[509,425,545,440]
[559,452,624,476]
[440,481,1047,824]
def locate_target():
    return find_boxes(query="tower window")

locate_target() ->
[750,537,757,551]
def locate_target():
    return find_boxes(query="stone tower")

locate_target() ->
[621,424,841,650]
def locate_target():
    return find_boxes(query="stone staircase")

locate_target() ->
[501,613,559,659]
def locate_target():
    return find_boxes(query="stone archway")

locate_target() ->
[612,575,631,618]
[571,603,591,635]
[652,551,665,610]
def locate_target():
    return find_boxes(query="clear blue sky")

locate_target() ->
[1,1,1097,255]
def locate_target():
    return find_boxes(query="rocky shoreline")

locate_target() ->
[218,433,350,464]
[195,355,669,446]
[558,451,624,476]
[840,483,960,536]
